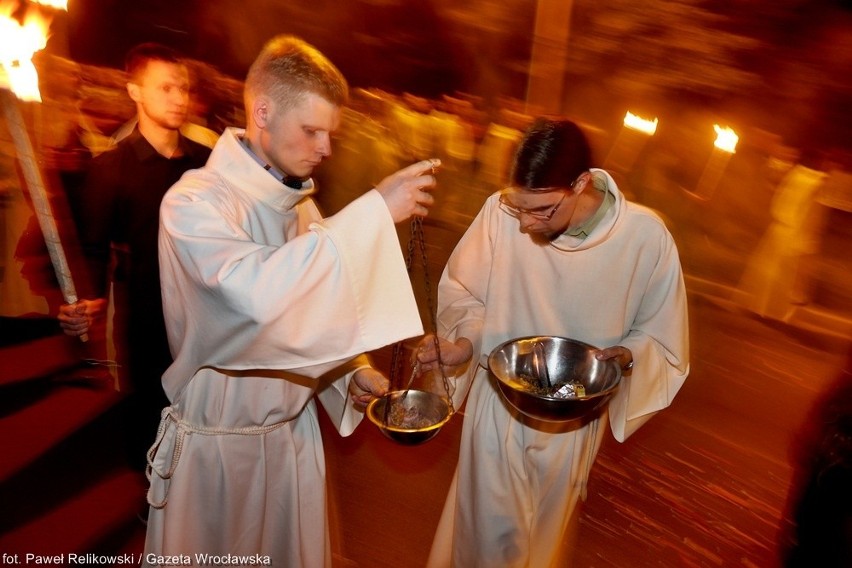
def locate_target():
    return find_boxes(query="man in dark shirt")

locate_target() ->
[58,43,212,472]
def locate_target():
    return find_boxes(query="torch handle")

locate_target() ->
[1,89,88,342]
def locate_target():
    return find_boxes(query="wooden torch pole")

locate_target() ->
[1,88,87,341]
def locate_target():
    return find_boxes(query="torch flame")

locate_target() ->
[0,0,65,102]
[32,0,66,8]
[623,111,658,135]
[713,125,738,154]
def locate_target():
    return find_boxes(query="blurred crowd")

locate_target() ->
[2,53,851,332]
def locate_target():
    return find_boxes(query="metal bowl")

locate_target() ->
[487,336,622,423]
[366,390,453,445]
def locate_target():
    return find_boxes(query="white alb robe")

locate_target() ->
[143,128,422,567]
[427,169,689,568]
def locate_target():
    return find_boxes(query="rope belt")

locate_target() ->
[146,405,291,508]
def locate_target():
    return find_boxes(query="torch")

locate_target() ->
[603,110,658,175]
[686,124,739,201]
[0,0,86,340]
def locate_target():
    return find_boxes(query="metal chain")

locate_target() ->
[409,217,455,414]
[388,217,456,413]
[388,222,419,391]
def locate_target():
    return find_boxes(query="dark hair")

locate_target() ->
[124,43,184,82]
[245,35,348,112]
[510,118,592,190]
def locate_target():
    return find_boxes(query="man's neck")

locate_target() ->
[138,119,182,158]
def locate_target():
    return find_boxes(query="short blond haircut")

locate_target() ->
[245,35,348,113]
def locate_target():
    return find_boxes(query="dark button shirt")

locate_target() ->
[77,127,211,372]
[79,127,211,297]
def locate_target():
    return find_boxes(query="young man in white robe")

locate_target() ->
[142,35,440,567]
[416,118,690,567]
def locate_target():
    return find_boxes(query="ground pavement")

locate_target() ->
[320,285,851,568]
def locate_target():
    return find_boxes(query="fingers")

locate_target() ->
[59,315,91,336]
[420,158,440,192]
[58,302,87,336]
[595,346,633,370]
[399,158,441,179]
[59,301,84,318]
[350,395,371,411]
[392,158,440,195]
[58,299,106,337]
[352,368,390,398]
[594,347,619,361]
[416,336,463,373]
[60,299,103,317]
[411,189,435,219]
[416,334,440,364]
[59,315,91,334]
[60,324,89,338]
[376,158,441,223]
[408,159,439,214]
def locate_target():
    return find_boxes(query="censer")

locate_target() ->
[366,216,455,444]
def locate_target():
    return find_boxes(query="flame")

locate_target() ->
[623,111,658,135]
[713,125,739,154]
[0,1,65,102]
[32,0,66,8]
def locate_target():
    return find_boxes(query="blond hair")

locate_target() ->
[245,35,348,113]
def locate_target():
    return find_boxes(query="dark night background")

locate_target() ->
[49,0,850,154]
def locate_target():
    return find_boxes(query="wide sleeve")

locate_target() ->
[159,183,423,401]
[314,354,373,437]
[435,201,495,408]
[608,231,690,442]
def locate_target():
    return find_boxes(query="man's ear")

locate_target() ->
[126,82,141,103]
[573,172,592,194]
[252,97,270,128]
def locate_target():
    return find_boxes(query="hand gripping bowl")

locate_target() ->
[487,336,622,423]
[367,390,453,445]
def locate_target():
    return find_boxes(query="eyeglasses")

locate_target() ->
[498,174,585,221]
[499,192,566,221]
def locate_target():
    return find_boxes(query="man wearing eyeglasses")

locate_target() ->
[417,118,690,567]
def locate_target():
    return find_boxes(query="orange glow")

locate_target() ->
[31,0,66,8]
[0,0,65,102]
[623,111,658,135]
[713,124,739,153]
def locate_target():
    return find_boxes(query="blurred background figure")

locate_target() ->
[57,43,213,479]
[107,58,221,149]
[781,345,852,567]
[0,178,58,321]
[475,102,531,194]
[734,153,829,321]
[1,198,66,321]
[430,94,476,179]
[389,92,438,163]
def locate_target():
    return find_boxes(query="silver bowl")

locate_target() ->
[487,336,622,423]
[366,390,453,445]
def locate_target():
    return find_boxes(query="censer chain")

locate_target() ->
[408,217,455,414]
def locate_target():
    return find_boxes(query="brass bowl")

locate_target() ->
[488,336,622,423]
[366,390,452,445]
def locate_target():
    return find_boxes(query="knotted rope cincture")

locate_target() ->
[145,406,291,508]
